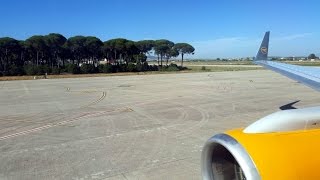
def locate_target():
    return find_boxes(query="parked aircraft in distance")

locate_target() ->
[201,31,320,180]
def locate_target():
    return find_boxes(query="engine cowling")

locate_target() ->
[201,107,320,180]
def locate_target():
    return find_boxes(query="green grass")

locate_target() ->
[148,60,255,66]
[187,66,263,72]
[184,60,254,66]
[283,61,320,66]
[185,60,320,67]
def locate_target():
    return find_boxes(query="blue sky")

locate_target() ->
[0,0,319,58]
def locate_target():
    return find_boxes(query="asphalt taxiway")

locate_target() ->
[0,70,319,179]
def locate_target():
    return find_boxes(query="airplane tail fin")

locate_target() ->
[255,31,270,60]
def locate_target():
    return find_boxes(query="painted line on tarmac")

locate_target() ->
[0,107,132,141]
[0,81,5,89]
[23,82,30,95]
[0,113,91,141]
[80,91,107,108]
[64,86,107,108]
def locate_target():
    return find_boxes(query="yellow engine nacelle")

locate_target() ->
[201,107,320,180]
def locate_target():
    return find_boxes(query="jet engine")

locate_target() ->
[201,107,320,180]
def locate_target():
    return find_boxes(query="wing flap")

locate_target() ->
[256,61,320,91]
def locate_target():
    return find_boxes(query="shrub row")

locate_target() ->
[1,63,187,76]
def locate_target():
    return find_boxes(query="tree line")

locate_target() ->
[0,34,195,76]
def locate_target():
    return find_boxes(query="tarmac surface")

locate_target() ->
[0,70,319,180]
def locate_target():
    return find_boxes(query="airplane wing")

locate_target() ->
[254,31,320,91]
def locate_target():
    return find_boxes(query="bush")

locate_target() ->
[65,64,80,74]
[113,64,128,72]
[157,63,186,72]
[103,64,113,73]
[80,64,96,74]
[37,65,50,75]
[166,66,179,71]
[201,66,206,71]
[166,63,180,71]
[147,64,158,71]
[127,63,136,72]
[4,63,186,76]
[136,62,142,72]
[152,65,159,71]
[179,66,189,71]
[98,64,113,73]
[52,67,61,74]
[23,65,49,75]
[142,62,150,71]
[97,64,104,73]
[9,65,25,76]
[24,65,36,75]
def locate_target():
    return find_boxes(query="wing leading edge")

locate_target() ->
[254,31,320,91]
